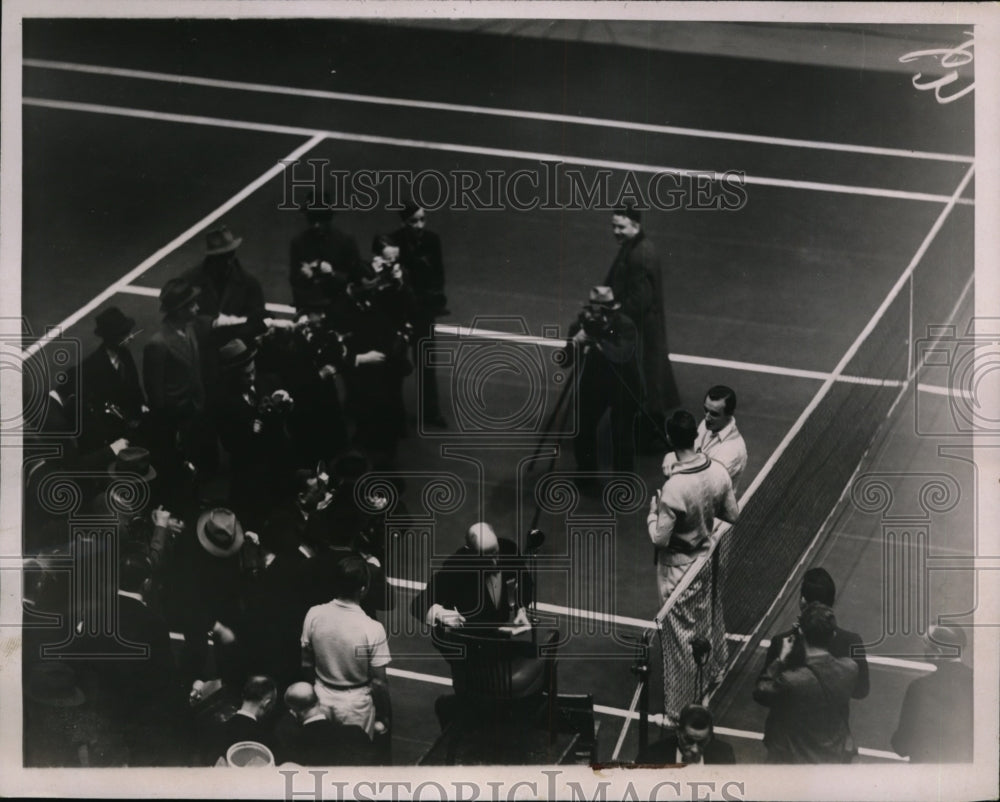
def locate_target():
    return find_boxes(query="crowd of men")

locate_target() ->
[20,203,972,767]
[22,201,449,766]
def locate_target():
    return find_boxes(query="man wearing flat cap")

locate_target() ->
[567,285,642,486]
[606,207,681,449]
[69,306,147,451]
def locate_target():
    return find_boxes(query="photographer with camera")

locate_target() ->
[331,234,416,471]
[68,306,148,453]
[290,191,362,310]
[256,301,351,468]
[214,338,295,532]
[753,601,859,763]
[566,286,642,493]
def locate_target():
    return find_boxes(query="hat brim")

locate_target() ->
[95,317,136,341]
[206,236,243,256]
[220,347,258,372]
[196,509,245,557]
[108,462,157,482]
[589,300,621,310]
[161,285,201,313]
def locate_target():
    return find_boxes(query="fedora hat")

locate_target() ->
[588,286,621,309]
[219,338,257,372]
[160,277,201,314]
[94,306,135,342]
[197,507,244,557]
[26,662,86,708]
[205,225,243,255]
[108,446,157,482]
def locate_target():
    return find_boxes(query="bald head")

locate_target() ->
[284,682,319,714]
[466,522,499,555]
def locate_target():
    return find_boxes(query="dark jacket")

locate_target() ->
[201,712,271,765]
[392,225,445,312]
[289,223,362,308]
[754,651,858,763]
[604,231,678,410]
[142,320,210,416]
[891,661,973,763]
[273,715,376,766]
[414,537,532,627]
[98,593,183,722]
[763,625,870,700]
[72,346,145,432]
[637,732,737,764]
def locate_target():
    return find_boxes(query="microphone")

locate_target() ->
[505,577,518,620]
[526,529,545,554]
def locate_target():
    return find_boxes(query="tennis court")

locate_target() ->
[13,17,983,769]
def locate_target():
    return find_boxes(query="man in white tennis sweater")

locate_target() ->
[648,409,740,604]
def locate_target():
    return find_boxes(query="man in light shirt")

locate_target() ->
[665,385,747,493]
[301,555,391,739]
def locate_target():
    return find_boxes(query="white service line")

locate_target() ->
[736,163,976,509]
[22,97,975,207]
[705,163,976,703]
[117,285,961,399]
[23,58,974,164]
[384,576,935,672]
[22,133,328,359]
[380,663,907,761]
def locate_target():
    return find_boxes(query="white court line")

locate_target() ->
[653,162,974,631]
[384,575,934,672]
[23,58,974,164]
[164,631,915,759]
[22,97,975,207]
[376,663,906,761]
[116,285,965,400]
[21,133,328,359]
[701,163,976,707]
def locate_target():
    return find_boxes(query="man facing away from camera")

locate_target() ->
[753,601,858,763]
[301,555,392,741]
[648,410,740,605]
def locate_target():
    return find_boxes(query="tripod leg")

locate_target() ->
[526,365,576,473]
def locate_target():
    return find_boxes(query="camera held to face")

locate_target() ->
[578,305,613,339]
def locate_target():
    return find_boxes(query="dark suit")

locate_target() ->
[332,276,415,468]
[273,714,375,766]
[214,377,293,530]
[415,537,531,628]
[394,225,446,419]
[891,661,973,762]
[182,258,267,349]
[568,310,642,473]
[142,319,217,482]
[71,346,145,449]
[201,711,270,765]
[605,231,680,414]
[289,223,361,308]
[763,625,870,700]
[637,732,736,764]
[98,593,184,765]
